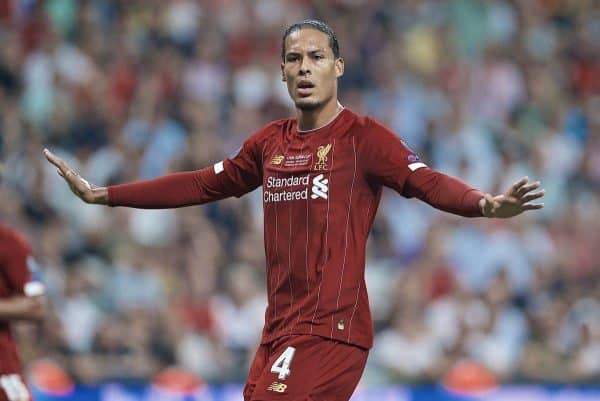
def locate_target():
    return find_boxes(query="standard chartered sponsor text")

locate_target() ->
[264,174,310,203]
[267,175,309,188]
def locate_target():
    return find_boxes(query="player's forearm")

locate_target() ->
[107,168,224,209]
[403,168,484,217]
[0,296,47,321]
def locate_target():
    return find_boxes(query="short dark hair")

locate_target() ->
[281,19,340,61]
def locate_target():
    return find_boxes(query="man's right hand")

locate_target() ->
[43,148,109,205]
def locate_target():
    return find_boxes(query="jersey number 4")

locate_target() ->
[270,346,296,380]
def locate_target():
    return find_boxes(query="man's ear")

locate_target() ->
[335,57,344,78]
[281,63,286,82]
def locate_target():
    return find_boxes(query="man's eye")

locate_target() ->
[315,55,324,60]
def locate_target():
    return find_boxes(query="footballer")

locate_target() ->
[44,20,544,401]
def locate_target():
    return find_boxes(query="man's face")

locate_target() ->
[281,29,344,111]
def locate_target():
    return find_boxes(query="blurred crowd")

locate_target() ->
[1,0,600,387]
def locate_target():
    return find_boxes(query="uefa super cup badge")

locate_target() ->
[314,144,332,170]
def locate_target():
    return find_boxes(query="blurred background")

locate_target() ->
[1,0,600,400]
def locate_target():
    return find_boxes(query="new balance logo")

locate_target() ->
[267,382,288,393]
[311,174,328,200]
[271,155,284,165]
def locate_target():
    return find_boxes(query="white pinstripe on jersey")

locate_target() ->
[287,192,295,335]
[310,139,336,334]
[331,136,357,338]
[346,195,373,342]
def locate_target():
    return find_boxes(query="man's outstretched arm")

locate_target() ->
[361,118,544,219]
[44,144,262,208]
[402,167,485,217]
[404,168,544,218]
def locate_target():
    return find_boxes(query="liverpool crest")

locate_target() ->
[314,144,332,170]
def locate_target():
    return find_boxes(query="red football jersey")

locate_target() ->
[0,224,44,374]
[109,108,483,349]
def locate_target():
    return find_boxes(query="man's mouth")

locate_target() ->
[297,80,315,96]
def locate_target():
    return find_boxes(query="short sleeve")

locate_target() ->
[2,232,45,297]
[361,118,426,195]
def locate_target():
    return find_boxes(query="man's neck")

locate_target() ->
[296,100,344,132]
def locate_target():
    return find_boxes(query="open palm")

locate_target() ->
[43,148,107,204]
[480,177,545,218]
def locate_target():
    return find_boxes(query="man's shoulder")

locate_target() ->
[347,112,396,144]
[359,114,392,132]
[343,110,393,134]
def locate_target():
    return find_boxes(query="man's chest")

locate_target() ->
[261,136,360,207]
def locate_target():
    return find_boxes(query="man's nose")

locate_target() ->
[299,57,311,75]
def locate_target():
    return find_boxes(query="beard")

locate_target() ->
[295,99,322,111]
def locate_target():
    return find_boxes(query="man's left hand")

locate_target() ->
[480,177,545,218]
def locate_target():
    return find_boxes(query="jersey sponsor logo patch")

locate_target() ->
[314,144,332,170]
[264,175,309,203]
[263,173,329,203]
[267,382,288,393]
[271,155,284,165]
[311,174,329,200]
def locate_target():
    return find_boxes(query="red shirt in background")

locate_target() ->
[0,224,44,375]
